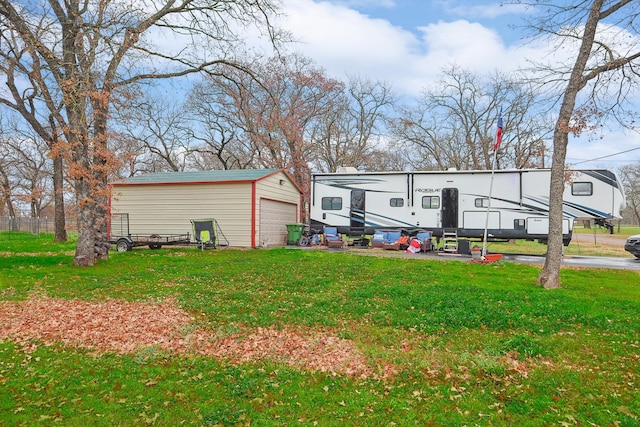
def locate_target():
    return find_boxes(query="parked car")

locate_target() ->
[624,234,640,259]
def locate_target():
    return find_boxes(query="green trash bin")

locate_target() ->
[286,223,304,245]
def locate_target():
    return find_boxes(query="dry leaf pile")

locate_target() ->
[0,297,372,377]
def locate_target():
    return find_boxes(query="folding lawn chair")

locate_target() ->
[191,219,216,250]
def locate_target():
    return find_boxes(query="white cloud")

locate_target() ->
[281,0,415,78]
[279,1,520,96]
[418,20,506,68]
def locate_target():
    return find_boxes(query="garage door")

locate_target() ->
[259,199,297,246]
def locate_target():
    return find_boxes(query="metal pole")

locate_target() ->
[482,147,499,258]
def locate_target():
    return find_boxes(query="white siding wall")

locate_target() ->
[255,173,301,205]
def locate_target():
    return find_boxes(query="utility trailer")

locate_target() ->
[109,213,191,251]
[108,213,227,251]
[310,167,626,245]
[112,233,192,252]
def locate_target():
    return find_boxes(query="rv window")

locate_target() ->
[322,197,342,210]
[422,196,440,209]
[474,198,489,208]
[390,198,404,207]
[572,182,593,196]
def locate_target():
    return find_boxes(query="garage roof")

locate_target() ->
[115,168,282,185]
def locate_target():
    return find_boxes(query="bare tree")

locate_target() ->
[309,75,396,173]
[0,134,19,219]
[390,102,469,171]
[109,135,149,179]
[187,117,257,171]
[188,54,344,199]
[0,0,282,266]
[619,163,640,225]
[117,94,194,173]
[390,65,550,171]
[6,130,53,218]
[188,60,396,176]
[0,115,55,222]
[187,76,262,171]
[517,0,640,288]
[0,65,68,240]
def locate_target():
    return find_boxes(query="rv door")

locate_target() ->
[441,188,458,229]
[350,189,365,229]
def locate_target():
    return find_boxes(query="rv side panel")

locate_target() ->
[310,168,625,244]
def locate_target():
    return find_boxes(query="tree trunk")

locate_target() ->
[71,117,97,266]
[74,175,96,267]
[92,150,110,261]
[52,153,67,242]
[53,156,68,242]
[92,96,112,261]
[0,169,17,222]
[537,0,602,289]
[537,132,568,289]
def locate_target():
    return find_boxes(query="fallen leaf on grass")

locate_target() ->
[0,297,385,377]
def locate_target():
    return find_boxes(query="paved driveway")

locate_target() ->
[321,230,640,270]
[502,253,640,271]
[341,234,640,270]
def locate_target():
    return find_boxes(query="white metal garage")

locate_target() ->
[109,169,302,248]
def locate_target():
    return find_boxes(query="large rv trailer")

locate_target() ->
[309,168,625,244]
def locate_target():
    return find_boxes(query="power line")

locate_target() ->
[570,146,640,165]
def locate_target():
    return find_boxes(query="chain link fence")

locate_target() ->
[0,217,56,234]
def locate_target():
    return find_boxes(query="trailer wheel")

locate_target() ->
[148,234,162,250]
[116,238,132,252]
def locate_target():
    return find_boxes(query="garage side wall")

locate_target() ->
[255,173,301,247]
[110,182,253,247]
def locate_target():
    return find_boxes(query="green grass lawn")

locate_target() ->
[488,225,638,258]
[574,225,640,236]
[0,232,639,426]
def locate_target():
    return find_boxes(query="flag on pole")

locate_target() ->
[493,112,503,151]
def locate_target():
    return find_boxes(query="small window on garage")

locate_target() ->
[422,196,440,209]
[572,182,593,196]
[322,197,342,210]
[390,198,404,207]
[475,198,489,208]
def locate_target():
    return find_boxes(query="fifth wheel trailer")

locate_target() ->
[309,168,625,245]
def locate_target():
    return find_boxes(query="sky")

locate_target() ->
[265,0,640,170]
